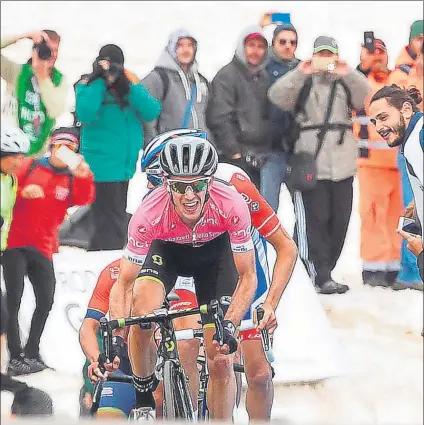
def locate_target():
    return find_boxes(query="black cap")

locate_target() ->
[98,44,124,65]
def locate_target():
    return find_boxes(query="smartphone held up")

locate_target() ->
[55,145,82,170]
[397,216,422,236]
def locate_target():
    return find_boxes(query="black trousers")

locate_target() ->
[88,181,130,252]
[2,247,56,359]
[293,177,354,288]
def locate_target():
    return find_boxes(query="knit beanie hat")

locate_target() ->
[272,23,298,44]
[98,44,125,65]
[49,126,80,152]
[410,20,423,43]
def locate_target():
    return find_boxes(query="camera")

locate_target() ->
[34,39,52,61]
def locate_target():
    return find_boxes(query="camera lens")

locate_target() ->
[35,40,52,61]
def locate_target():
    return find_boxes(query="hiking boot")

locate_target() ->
[319,280,350,294]
[24,355,52,372]
[392,281,424,292]
[7,356,44,377]
[129,407,156,421]
[363,271,389,288]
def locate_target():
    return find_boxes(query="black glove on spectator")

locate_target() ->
[109,70,130,99]
[213,320,238,354]
[84,59,105,85]
[245,152,269,169]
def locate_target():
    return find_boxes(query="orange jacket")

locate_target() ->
[390,46,416,89]
[390,46,423,111]
[355,70,399,169]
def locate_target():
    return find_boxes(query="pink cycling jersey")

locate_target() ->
[124,180,254,266]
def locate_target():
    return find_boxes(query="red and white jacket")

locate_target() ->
[7,157,95,259]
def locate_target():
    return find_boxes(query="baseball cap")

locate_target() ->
[313,36,338,54]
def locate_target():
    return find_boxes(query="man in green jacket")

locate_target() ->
[1,30,68,157]
[75,44,162,251]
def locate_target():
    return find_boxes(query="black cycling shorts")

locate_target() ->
[1,289,8,336]
[136,232,239,324]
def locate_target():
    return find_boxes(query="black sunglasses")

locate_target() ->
[279,39,297,46]
[167,178,210,195]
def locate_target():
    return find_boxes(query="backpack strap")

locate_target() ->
[154,67,170,101]
[23,158,42,182]
[294,76,313,116]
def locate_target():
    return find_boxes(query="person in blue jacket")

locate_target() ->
[260,20,300,212]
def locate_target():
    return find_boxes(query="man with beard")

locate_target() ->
[354,39,404,288]
[207,26,270,190]
[259,13,301,212]
[141,29,211,145]
[369,85,423,282]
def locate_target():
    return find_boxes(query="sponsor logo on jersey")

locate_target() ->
[55,185,69,201]
[140,268,159,276]
[151,216,162,226]
[220,296,232,305]
[234,173,246,181]
[251,201,260,212]
[209,203,228,218]
[231,225,251,238]
[170,301,193,310]
[230,216,240,226]
[125,252,146,265]
[199,217,218,226]
[137,225,147,234]
[128,236,149,249]
[109,266,120,280]
[101,387,114,397]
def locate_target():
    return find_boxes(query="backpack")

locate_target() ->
[153,67,209,101]
[284,76,353,154]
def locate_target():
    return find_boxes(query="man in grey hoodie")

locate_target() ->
[141,29,211,144]
[207,26,270,189]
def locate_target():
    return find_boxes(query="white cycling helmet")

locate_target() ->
[1,125,30,155]
[159,135,218,177]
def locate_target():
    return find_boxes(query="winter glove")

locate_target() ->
[105,63,124,86]
[213,320,238,354]
[245,152,269,169]
[110,71,130,98]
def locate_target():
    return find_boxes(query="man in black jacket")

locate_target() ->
[207,26,270,189]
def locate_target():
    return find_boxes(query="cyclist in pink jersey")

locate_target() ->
[109,136,257,421]
[140,129,297,421]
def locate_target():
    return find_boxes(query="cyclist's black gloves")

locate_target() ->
[97,335,128,371]
[214,320,238,354]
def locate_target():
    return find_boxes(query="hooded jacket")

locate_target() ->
[207,26,271,158]
[268,65,370,181]
[141,29,211,146]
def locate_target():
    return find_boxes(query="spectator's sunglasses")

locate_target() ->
[278,39,297,46]
[51,142,78,153]
[167,177,211,195]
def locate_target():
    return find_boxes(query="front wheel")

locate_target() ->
[163,360,194,420]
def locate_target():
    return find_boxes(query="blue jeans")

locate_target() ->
[260,152,287,212]
[398,153,422,284]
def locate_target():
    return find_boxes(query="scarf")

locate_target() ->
[16,64,63,156]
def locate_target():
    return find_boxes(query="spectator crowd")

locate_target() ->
[1,12,423,383]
